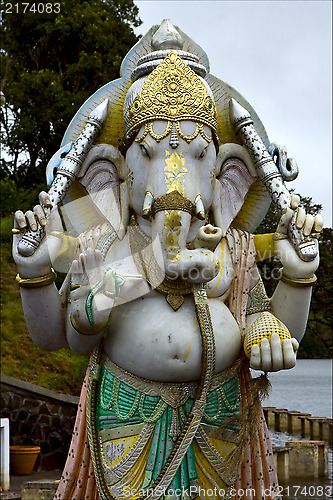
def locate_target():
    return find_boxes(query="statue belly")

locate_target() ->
[105,293,241,382]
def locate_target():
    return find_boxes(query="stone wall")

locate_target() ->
[0,374,79,470]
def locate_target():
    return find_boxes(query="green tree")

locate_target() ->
[0,0,141,192]
[255,195,332,358]
[304,227,333,357]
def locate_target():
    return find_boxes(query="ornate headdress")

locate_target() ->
[121,21,218,148]
[125,51,217,143]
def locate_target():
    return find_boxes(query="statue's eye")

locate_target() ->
[199,146,208,158]
[140,143,151,158]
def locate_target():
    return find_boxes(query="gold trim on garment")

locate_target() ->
[102,423,155,486]
[195,424,238,486]
[102,353,241,402]
[99,423,148,442]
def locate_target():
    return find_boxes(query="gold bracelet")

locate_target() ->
[70,314,109,336]
[280,274,317,288]
[16,269,57,288]
[273,231,288,241]
[103,289,116,299]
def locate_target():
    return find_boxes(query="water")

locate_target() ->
[263,359,332,418]
[257,360,333,499]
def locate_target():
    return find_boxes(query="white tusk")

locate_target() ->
[142,191,155,219]
[195,194,205,220]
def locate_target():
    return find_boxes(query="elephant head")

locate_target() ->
[124,119,223,284]
[59,41,258,291]
[64,50,257,290]
[118,51,228,285]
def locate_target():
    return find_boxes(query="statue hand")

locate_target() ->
[13,192,63,278]
[71,247,104,289]
[274,194,323,278]
[70,249,115,332]
[250,333,299,372]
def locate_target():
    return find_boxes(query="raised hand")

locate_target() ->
[13,191,63,278]
[274,194,323,279]
[70,246,116,335]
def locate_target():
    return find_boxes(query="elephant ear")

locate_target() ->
[206,74,273,232]
[60,144,127,238]
[212,143,274,235]
[212,144,254,234]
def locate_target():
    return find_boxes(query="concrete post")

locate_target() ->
[274,409,289,433]
[317,441,329,477]
[321,419,333,445]
[273,447,290,482]
[322,418,333,446]
[263,407,277,428]
[0,418,10,492]
[285,441,328,479]
[287,411,302,435]
[298,414,311,438]
[307,417,321,440]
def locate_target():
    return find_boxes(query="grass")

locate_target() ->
[1,216,89,395]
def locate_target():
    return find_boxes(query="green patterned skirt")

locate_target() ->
[87,355,242,500]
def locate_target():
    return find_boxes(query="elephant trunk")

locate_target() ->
[149,192,221,284]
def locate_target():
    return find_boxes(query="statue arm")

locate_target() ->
[269,195,322,342]
[19,284,68,351]
[270,282,312,342]
[13,196,68,351]
[17,272,107,355]
[65,248,116,354]
[66,312,105,355]
[252,233,315,342]
[246,197,323,371]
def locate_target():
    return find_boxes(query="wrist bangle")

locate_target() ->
[70,314,109,336]
[273,231,288,241]
[16,269,57,288]
[280,274,317,288]
[103,289,116,299]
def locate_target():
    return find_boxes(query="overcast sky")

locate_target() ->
[134,1,332,227]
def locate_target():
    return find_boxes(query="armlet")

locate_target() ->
[254,233,275,262]
[246,276,270,315]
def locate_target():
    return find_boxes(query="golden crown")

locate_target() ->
[126,52,217,138]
